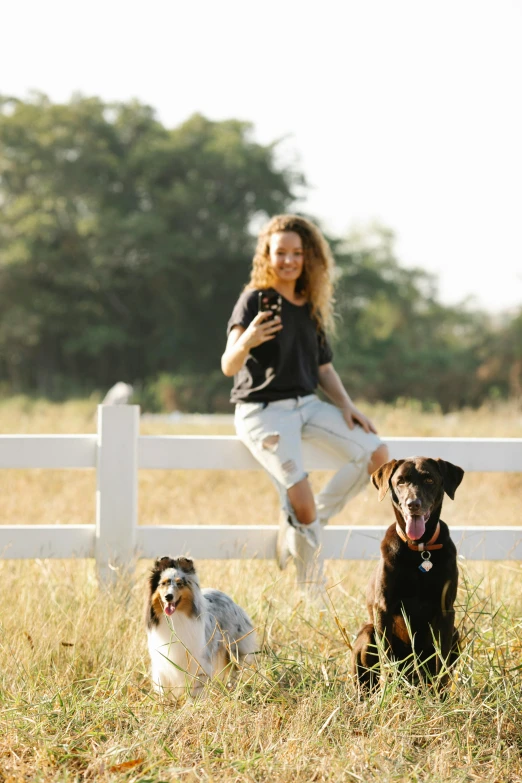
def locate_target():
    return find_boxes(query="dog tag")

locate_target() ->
[419,551,433,572]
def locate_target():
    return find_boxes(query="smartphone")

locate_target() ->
[258,291,282,321]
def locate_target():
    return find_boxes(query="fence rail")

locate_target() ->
[1,405,522,576]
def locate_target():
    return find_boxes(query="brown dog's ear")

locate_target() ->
[431,459,465,499]
[177,557,195,574]
[371,459,403,501]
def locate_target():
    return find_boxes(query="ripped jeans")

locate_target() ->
[234,394,383,524]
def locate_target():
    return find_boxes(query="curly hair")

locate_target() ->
[246,215,336,333]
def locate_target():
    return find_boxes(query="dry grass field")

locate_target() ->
[1,397,522,782]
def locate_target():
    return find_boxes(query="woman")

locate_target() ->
[221,215,389,595]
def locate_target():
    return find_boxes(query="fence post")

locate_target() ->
[95,404,140,583]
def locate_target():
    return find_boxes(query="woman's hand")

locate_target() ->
[240,311,282,350]
[221,312,282,377]
[340,401,377,434]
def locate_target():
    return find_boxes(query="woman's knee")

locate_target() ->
[367,443,389,475]
[287,478,316,525]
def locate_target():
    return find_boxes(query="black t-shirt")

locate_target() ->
[226,288,333,403]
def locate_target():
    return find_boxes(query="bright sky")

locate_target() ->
[2,0,521,312]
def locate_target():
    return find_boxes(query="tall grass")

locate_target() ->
[1,398,522,781]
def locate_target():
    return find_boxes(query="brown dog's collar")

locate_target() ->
[396,521,443,551]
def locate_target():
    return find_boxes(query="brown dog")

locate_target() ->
[352,457,464,694]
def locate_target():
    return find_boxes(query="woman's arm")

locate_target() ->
[221,313,282,377]
[318,363,377,433]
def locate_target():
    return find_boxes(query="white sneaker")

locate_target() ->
[289,520,327,600]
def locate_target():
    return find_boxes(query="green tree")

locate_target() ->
[331,224,491,409]
[475,308,522,404]
[0,94,300,395]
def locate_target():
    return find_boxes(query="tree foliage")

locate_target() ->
[0,94,519,410]
[330,225,496,409]
[0,94,298,395]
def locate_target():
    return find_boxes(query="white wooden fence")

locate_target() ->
[1,405,522,578]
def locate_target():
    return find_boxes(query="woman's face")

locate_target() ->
[268,231,304,284]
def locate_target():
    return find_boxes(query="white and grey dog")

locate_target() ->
[146,556,258,699]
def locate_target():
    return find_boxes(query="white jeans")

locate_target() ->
[234,394,383,524]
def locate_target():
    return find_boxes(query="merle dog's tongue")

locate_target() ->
[164,603,176,616]
[405,514,427,540]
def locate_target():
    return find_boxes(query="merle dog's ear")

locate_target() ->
[154,555,173,571]
[431,459,465,499]
[371,459,403,501]
[177,557,195,574]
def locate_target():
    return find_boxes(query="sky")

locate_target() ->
[2,0,521,313]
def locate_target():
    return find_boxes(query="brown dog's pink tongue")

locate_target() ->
[164,604,176,616]
[405,515,426,541]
